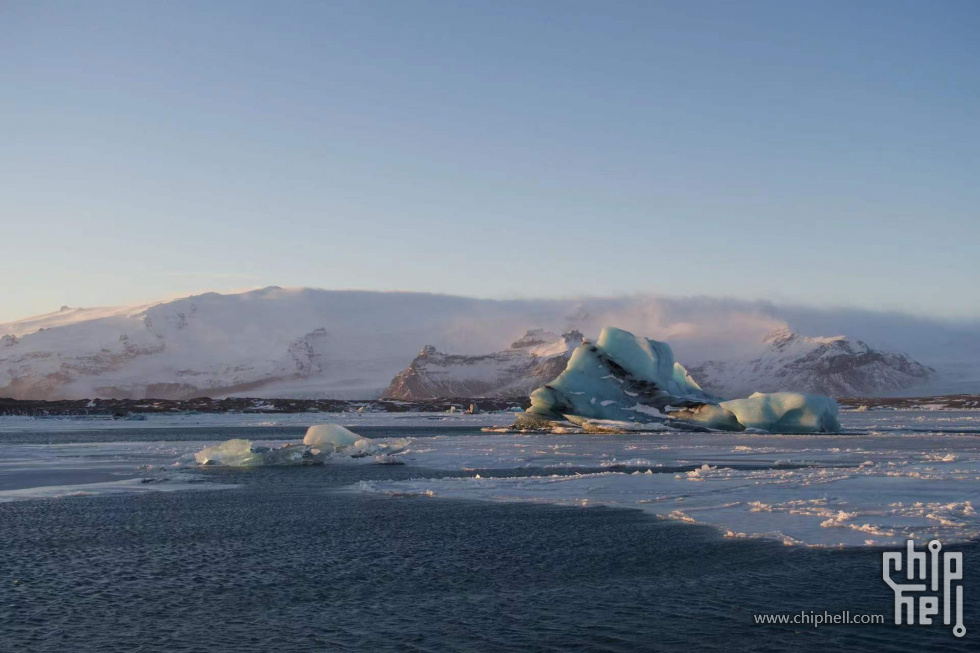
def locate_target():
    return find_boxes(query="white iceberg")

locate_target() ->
[720,392,842,434]
[304,424,370,452]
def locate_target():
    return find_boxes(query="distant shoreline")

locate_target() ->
[0,396,531,417]
[1,394,978,416]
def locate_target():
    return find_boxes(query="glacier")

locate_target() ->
[518,327,841,434]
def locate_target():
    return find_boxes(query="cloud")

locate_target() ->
[429,293,980,367]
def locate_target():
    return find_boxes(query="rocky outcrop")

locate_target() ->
[383,330,583,400]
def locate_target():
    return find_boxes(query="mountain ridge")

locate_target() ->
[0,288,957,400]
[687,327,934,398]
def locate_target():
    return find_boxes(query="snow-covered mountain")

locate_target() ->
[383,329,583,400]
[0,287,960,400]
[0,288,536,400]
[686,327,934,398]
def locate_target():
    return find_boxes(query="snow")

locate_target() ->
[1,288,556,400]
[521,330,581,358]
[688,327,934,398]
[0,302,160,338]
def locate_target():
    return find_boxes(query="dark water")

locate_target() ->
[0,429,976,652]
[0,423,479,445]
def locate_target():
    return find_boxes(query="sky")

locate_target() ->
[2,0,978,323]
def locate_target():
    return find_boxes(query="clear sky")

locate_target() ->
[2,0,978,323]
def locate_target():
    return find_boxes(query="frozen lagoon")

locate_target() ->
[1,409,978,547]
[2,409,979,652]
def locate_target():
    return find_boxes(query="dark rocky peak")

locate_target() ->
[418,345,439,358]
[510,329,556,349]
[561,330,585,345]
[762,326,797,348]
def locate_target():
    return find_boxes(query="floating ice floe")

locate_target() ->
[195,439,269,466]
[304,423,370,452]
[194,424,408,467]
[499,327,841,434]
[356,427,980,547]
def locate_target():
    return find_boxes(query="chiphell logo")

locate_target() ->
[883,539,965,637]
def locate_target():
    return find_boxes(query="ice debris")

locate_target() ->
[194,439,264,466]
[194,424,408,467]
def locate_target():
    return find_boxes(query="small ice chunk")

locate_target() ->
[194,440,310,466]
[194,439,260,467]
[303,424,369,452]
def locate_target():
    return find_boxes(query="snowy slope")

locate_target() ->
[687,327,933,398]
[382,330,583,399]
[0,288,537,400]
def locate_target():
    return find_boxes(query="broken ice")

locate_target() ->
[194,424,408,466]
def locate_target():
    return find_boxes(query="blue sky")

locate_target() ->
[2,0,978,323]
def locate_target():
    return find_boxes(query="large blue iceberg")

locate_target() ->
[721,392,842,434]
[519,327,840,433]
